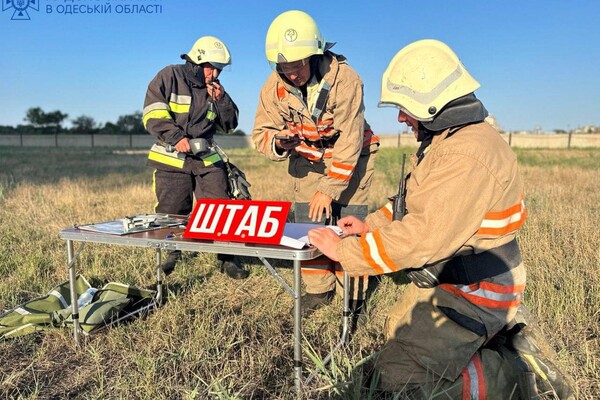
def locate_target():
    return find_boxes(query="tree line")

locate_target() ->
[0,107,245,136]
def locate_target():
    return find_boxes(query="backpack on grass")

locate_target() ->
[0,275,155,338]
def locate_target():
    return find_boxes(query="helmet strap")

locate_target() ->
[309,55,323,82]
[183,61,206,88]
[192,63,203,80]
[415,123,433,160]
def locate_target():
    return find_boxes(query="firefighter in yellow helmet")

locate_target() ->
[309,39,574,398]
[143,36,249,279]
[252,10,380,317]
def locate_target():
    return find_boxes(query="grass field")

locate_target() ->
[0,146,598,399]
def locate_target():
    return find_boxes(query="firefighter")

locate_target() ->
[143,36,249,279]
[308,39,573,398]
[252,10,379,316]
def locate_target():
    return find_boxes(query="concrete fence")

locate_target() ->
[0,134,253,149]
[0,133,598,149]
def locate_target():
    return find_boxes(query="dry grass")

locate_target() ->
[0,146,598,399]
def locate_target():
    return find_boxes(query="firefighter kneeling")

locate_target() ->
[308,39,574,399]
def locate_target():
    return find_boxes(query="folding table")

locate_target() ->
[59,221,350,395]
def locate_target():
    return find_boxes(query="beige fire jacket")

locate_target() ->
[337,122,526,276]
[251,52,378,201]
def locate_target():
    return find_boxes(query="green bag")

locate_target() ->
[0,276,156,338]
[65,282,156,333]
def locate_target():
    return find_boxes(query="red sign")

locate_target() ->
[183,199,291,245]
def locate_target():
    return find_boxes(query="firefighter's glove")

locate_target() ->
[274,130,302,151]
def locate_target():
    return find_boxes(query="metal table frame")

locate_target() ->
[59,226,350,395]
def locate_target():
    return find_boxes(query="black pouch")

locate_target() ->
[226,162,251,200]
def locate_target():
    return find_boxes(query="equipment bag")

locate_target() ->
[208,140,252,200]
[225,161,251,200]
[0,276,156,338]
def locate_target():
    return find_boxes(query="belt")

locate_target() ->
[406,239,521,288]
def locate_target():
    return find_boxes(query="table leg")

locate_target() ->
[67,240,81,345]
[304,271,350,385]
[155,248,162,306]
[341,271,350,341]
[293,258,302,397]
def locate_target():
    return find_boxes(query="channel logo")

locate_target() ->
[3,0,39,21]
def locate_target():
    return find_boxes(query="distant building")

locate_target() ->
[574,125,599,134]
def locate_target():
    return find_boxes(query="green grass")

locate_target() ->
[0,147,598,399]
[515,148,600,169]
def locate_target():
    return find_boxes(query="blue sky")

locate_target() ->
[1,0,599,134]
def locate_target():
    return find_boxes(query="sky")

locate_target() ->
[1,0,599,134]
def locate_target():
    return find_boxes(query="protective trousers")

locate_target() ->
[290,151,376,300]
[152,161,234,264]
[374,279,526,398]
[378,347,524,399]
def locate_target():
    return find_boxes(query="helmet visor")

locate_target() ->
[377,101,434,122]
[269,57,309,72]
[208,61,231,71]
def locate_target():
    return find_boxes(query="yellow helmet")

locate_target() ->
[182,36,231,70]
[379,39,480,121]
[265,10,326,64]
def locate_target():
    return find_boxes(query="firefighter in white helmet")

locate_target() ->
[309,39,574,398]
[252,10,380,316]
[143,36,249,279]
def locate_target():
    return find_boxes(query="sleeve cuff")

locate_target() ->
[336,236,365,277]
[316,182,343,202]
[272,138,289,159]
[167,131,186,146]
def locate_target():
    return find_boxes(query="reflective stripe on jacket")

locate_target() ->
[143,63,238,170]
[337,122,526,309]
[251,52,379,201]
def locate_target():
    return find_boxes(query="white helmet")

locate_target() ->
[379,39,480,121]
[182,36,231,70]
[265,10,326,64]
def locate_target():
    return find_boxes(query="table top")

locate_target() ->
[59,226,323,261]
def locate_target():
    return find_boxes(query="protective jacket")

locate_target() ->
[251,51,379,202]
[337,121,527,383]
[143,63,239,171]
[337,121,525,279]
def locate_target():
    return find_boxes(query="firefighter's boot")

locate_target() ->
[219,256,249,280]
[160,250,181,276]
[299,290,334,317]
[505,306,575,399]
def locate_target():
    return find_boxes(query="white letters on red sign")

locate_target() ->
[183,199,291,245]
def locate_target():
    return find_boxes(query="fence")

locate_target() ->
[0,133,599,149]
[0,134,252,149]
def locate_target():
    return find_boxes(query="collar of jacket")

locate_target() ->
[422,93,488,132]
[183,61,207,89]
[429,122,486,149]
[416,123,472,161]
[414,122,481,164]
[415,94,487,159]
